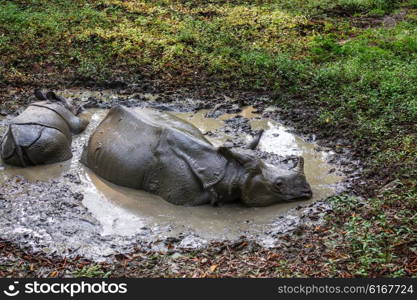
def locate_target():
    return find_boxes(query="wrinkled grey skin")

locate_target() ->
[81,106,312,207]
[1,91,89,167]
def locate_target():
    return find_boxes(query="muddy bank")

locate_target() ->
[0,88,358,261]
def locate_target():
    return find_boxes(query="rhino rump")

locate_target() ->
[1,124,72,167]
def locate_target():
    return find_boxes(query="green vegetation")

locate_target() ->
[0,0,415,277]
[323,194,417,276]
[72,265,111,278]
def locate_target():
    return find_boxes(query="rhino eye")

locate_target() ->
[274,179,283,190]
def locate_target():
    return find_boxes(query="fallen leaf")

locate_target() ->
[50,271,58,277]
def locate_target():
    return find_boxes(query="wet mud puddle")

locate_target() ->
[0,102,344,258]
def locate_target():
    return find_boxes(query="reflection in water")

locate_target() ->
[0,105,342,239]
[173,106,260,147]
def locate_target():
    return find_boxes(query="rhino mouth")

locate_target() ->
[299,191,313,199]
[282,190,313,202]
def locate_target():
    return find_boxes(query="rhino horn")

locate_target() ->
[247,129,264,150]
[295,156,305,174]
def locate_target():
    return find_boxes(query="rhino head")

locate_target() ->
[36,90,89,134]
[35,89,80,115]
[220,148,312,206]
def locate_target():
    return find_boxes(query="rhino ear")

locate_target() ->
[218,147,251,164]
[46,91,77,114]
[46,91,61,102]
[218,147,260,172]
[34,89,47,100]
[46,91,70,105]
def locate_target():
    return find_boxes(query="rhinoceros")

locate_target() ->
[81,106,312,206]
[1,90,88,167]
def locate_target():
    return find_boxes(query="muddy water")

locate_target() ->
[250,119,341,195]
[0,106,342,241]
[173,106,258,146]
[58,89,159,103]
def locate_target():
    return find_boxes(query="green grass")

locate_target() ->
[72,265,111,278]
[0,0,416,276]
[325,195,417,276]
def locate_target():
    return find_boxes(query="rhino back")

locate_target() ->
[12,104,72,140]
[82,106,162,189]
[30,101,88,134]
[82,106,216,206]
[30,102,87,134]
[131,108,209,142]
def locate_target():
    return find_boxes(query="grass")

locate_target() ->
[0,0,416,277]
[72,265,112,278]
[324,194,417,276]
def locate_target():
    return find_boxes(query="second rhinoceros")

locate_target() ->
[81,106,312,206]
[1,90,88,167]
